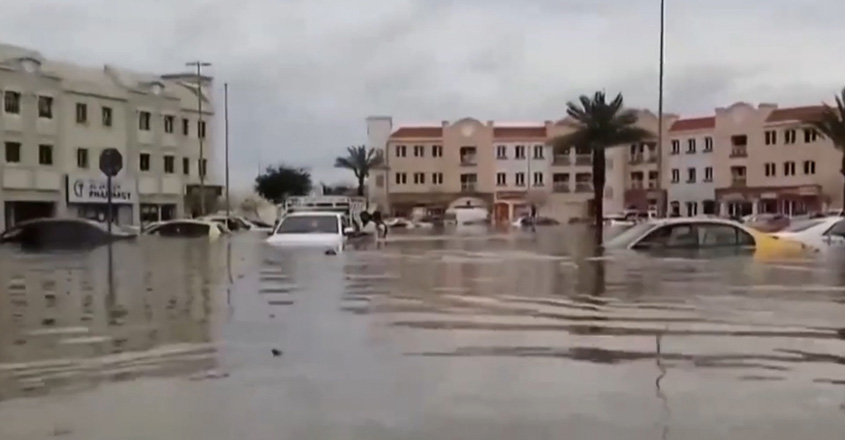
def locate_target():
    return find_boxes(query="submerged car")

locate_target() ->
[142,220,225,239]
[0,218,136,249]
[266,211,354,251]
[772,216,845,250]
[201,215,249,232]
[512,216,561,227]
[604,217,808,258]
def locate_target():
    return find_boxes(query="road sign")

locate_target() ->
[99,148,123,178]
[98,148,123,234]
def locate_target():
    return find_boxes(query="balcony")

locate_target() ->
[574,182,592,193]
[460,182,477,192]
[552,155,571,165]
[460,155,477,166]
[730,177,747,187]
[646,155,658,163]
[575,155,592,166]
[629,154,643,164]
[730,147,748,158]
[553,182,570,193]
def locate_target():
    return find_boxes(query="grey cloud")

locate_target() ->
[1,0,844,188]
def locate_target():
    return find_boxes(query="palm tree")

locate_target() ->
[804,87,845,209]
[547,91,654,248]
[334,145,383,197]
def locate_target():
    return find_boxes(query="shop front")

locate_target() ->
[623,188,666,215]
[493,191,530,224]
[715,184,824,217]
[66,174,135,224]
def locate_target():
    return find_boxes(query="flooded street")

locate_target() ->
[2,228,845,439]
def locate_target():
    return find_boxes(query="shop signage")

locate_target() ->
[66,175,136,204]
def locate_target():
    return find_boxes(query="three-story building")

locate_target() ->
[0,43,218,230]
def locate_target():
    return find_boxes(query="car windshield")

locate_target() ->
[275,215,338,234]
[782,218,828,233]
[604,222,657,249]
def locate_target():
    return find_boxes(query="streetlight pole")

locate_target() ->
[186,60,211,216]
[656,0,666,216]
[224,82,230,222]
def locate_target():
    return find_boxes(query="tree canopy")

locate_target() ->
[254,164,312,204]
[804,87,845,208]
[547,91,654,248]
[334,145,384,196]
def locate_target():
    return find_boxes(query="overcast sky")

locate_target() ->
[0,0,842,191]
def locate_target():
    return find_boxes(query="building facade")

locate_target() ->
[711,103,840,217]
[365,101,844,222]
[664,116,717,216]
[0,43,217,230]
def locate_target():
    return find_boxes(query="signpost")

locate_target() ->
[99,148,123,234]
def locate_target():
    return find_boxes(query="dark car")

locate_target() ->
[0,218,137,249]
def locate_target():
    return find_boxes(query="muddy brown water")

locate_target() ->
[1,227,845,439]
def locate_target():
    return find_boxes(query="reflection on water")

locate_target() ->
[2,226,845,438]
[0,236,244,401]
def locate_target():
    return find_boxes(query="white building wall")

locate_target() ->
[365,116,392,210]
[666,132,716,215]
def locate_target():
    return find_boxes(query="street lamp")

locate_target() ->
[656,0,666,215]
[186,60,211,216]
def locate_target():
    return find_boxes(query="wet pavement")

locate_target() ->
[1,227,845,439]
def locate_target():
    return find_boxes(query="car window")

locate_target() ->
[154,222,210,237]
[697,223,748,247]
[823,220,845,237]
[275,215,339,234]
[635,224,697,249]
[606,222,657,249]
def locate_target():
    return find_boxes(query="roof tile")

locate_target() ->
[493,126,546,139]
[765,106,825,123]
[669,117,715,132]
[389,127,443,139]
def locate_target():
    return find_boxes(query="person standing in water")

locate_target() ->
[372,210,388,239]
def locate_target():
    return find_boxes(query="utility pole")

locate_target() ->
[186,60,211,216]
[656,0,666,216]
[224,82,230,222]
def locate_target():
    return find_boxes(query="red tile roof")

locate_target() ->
[493,126,547,139]
[389,127,443,139]
[669,117,715,132]
[765,105,825,123]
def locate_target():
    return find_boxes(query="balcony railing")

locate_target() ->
[575,155,592,166]
[460,155,477,166]
[574,182,592,193]
[629,154,643,164]
[730,147,748,158]
[552,155,571,165]
[553,183,570,193]
[646,155,658,163]
[730,177,746,187]
[460,183,477,192]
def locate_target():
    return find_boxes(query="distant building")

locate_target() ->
[0,43,219,230]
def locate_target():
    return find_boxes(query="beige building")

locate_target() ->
[709,103,840,216]
[0,43,218,231]
[368,101,844,221]
[366,115,666,222]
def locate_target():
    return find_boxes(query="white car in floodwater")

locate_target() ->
[772,216,845,249]
[265,211,353,252]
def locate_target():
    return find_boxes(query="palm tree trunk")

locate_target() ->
[841,156,845,210]
[592,148,606,249]
[357,176,365,197]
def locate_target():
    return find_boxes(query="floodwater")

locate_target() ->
[1,227,845,439]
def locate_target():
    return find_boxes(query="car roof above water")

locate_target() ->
[285,211,343,218]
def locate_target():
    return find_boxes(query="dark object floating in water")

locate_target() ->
[271,349,282,357]
[325,249,337,255]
